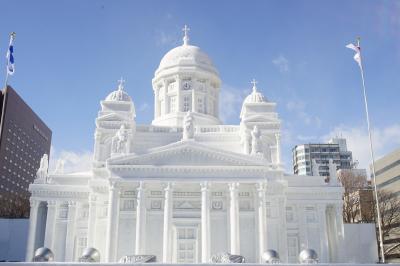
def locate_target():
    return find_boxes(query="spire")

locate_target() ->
[182,24,190,45]
[118,77,126,91]
[251,78,258,92]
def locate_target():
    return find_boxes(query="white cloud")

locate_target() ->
[323,123,400,172]
[286,100,321,128]
[50,147,93,174]
[139,102,149,112]
[219,85,247,123]
[272,55,290,73]
[156,30,180,47]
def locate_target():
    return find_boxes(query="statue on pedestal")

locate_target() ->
[112,124,129,154]
[182,111,194,140]
[251,126,262,155]
[36,154,49,182]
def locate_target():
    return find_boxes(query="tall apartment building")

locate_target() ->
[0,86,51,217]
[292,138,353,176]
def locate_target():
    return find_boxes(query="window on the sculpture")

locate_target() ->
[286,206,295,222]
[197,97,203,113]
[176,227,198,263]
[170,96,177,113]
[183,95,191,112]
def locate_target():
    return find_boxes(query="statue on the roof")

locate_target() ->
[182,111,194,140]
[251,125,262,155]
[36,154,49,182]
[112,124,129,154]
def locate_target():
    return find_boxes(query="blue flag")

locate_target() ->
[6,32,15,76]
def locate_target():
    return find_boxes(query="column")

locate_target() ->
[192,86,196,112]
[105,181,121,262]
[26,199,39,261]
[65,201,77,261]
[162,182,173,262]
[163,80,169,114]
[228,182,240,255]
[154,87,160,118]
[87,194,98,247]
[201,182,211,262]
[135,182,147,255]
[176,75,182,111]
[256,182,267,262]
[318,204,329,262]
[44,200,57,250]
[275,133,281,165]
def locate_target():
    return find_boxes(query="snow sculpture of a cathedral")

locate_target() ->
[26,26,352,264]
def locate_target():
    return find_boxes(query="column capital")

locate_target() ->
[47,200,57,207]
[255,181,267,192]
[68,200,77,208]
[29,199,39,208]
[89,194,98,202]
[109,180,121,192]
[200,181,209,192]
[137,181,146,191]
[164,182,174,191]
[228,182,239,191]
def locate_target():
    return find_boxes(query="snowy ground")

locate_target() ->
[0,219,29,262]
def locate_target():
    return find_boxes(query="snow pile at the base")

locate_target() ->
[0,219,29,262]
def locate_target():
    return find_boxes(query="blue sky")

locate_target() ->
[1,0,400,173]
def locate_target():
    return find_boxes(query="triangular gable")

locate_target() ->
[107,140,266,167]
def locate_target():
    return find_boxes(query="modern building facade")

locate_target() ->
[0,86,52,216]
[373,147,400,262]
[25,29,377,264]
[292,138,353,177]
[375,147,400,196]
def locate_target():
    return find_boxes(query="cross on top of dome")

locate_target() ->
[251,78,258,92]
[182,24,190,45]
[118,77,126,90]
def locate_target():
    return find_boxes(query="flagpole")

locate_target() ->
[357,38,385,263]
[3,70,9,89]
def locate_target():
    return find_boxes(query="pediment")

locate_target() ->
[107,140,265,167]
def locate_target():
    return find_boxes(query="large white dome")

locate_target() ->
[156,44,218,75]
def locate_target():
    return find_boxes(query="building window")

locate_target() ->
[170,96,177,113]
[183,95,191,112]
[286,206,295,222]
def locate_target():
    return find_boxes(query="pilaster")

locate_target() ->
[44,200,57,251]
[65,201,78,261]
[228,182,240,255]
[162,182,173,262]
[256,182,267,262]
[135,182,147,255]
[201,182,210,262]
[105,181,121,262]
[26,199,40,261]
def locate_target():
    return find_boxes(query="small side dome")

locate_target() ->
[243,80,268,104]
[240,80,269,119]
[105,79,132,102]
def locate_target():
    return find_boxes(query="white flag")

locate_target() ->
[346,42,362,69]
[6,32,16,75]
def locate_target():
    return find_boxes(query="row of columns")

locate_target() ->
[103,181,269,263]
[26,199,79,262]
